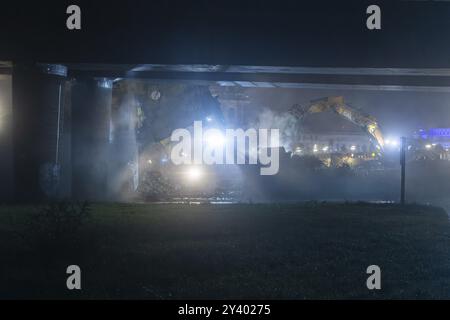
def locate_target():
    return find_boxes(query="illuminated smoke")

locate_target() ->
[109,90,139,201]
[252,108,298,152]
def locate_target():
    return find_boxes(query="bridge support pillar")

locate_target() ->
[12,63,68,202]
[71,78,113,201]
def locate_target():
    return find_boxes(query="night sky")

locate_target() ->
[0,0,450,68]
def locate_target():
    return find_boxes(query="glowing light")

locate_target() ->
[204,131,226,149]
[322,146,329,152]
[206,116,213,122]
[425,144,432,149]
[371,152,376,158]
[147,159,153,164]
[350,145,356,151]
[313,144,318,153]
[385,137,399,148]
[186,166,203,181]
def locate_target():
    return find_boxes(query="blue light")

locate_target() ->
[419,128,450,139]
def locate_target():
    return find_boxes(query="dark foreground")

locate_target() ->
[1,202,450,299]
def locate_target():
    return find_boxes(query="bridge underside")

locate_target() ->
[70,64,450,92]
[3,62,450,91]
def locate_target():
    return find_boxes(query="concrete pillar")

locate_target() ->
[71,78,113,201]
[0,75,13,202]
[12,63,68,202]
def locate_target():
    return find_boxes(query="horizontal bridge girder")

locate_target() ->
[67,64,450,92]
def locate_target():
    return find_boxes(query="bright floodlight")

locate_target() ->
[187,166,203,181]
[204,131,226,149]
[385,137,399,147]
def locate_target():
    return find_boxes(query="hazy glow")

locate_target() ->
[186,166,203,181]
[313,144,318,153]
[204,131,226,149]
[385,137,399,147]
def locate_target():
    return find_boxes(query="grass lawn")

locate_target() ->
[1,202,449,299]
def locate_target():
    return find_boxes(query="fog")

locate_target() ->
[239,149,450,211]
[244,87,450,136]
[252,108,298,151]
[222,87,450,210]
[1,79,450,209]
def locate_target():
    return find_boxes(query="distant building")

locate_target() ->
[293,130,376,156]
[413,128,450,161]
[415,128,450,150]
